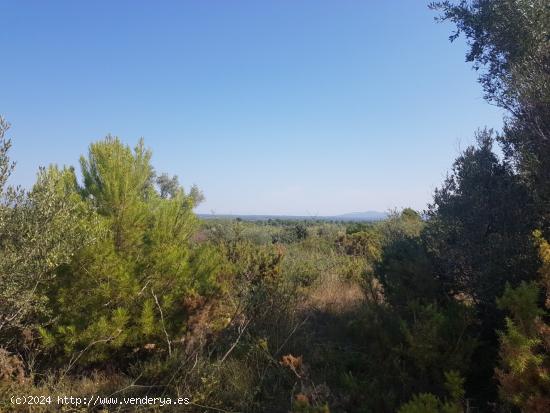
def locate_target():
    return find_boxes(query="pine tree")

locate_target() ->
[495,231,550,412]
[43,137,222,362]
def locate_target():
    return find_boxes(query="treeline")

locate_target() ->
[1,0,549,412]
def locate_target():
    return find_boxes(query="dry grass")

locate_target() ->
[306,273,365,314]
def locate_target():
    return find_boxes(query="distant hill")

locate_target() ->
[197,211,388,222]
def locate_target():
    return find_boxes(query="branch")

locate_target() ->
[219,318,251,364]
[151,288,172,357]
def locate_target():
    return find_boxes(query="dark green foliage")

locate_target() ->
[431,0,550,232]
[425,131,537,312]
[428,1,549,408]
[419,131,539,407]
[398,302,477,390]
[336,297,475,412]
[377,236,439,307]
[398,371,464,413]
[430,0,549,115]
[294,223,309,241]
[375,208,438,307]
[398,393,441,413]
[498,282,544,327]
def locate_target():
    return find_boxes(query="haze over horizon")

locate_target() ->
[1,0,503,216]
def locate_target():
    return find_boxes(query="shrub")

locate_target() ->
[41,137,223,364]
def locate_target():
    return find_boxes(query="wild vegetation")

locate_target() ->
[1,0,549,412]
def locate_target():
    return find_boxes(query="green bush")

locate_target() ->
[41,137,223,364]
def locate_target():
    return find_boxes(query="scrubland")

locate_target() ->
[2,1,550,411]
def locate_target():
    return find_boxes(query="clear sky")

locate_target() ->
[0,0,503,216]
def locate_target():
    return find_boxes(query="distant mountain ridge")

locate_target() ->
[197,211,388,222]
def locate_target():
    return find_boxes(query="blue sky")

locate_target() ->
[0,1,503,215]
